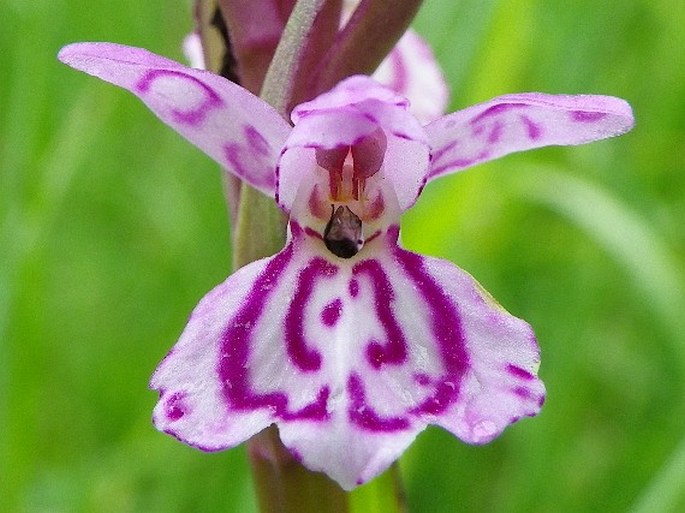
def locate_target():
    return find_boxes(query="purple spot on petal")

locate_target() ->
[285,258,339,371]
[321,298,343,327]
[349,279,359,298]
[521,115,541,140]
[165,392,188,421]
[506,363,535,381]
[347,374,410,432]
[513,386,532,399]
[570,110,607,123]
[488,120,504,144]
[414,373,432,386]
[244,125,271,156]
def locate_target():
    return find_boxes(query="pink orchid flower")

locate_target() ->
[58,42,634,490]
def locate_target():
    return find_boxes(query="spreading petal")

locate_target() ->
[58,43,290,195]
[152,223,544,489]
[426,92,635,180]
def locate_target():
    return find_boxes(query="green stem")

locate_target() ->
[231,183,286,267]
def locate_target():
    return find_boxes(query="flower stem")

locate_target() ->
[247,427,350,513]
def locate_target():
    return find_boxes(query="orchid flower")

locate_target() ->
[58,42,634,490]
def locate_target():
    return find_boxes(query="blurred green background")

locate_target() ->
[1,0,683,512]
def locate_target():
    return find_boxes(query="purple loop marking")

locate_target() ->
[136,69,223,126]
[223,138,275,190]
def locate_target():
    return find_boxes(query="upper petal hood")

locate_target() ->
[277,76,430,214]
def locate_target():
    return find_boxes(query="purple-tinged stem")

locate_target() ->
[307,0,424,98]
[216,0,295,95]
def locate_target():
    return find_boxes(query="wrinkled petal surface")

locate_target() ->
[58,43,290,194]
[373,30,449,124]
[426,92,635,180]
[151,224,544,489]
